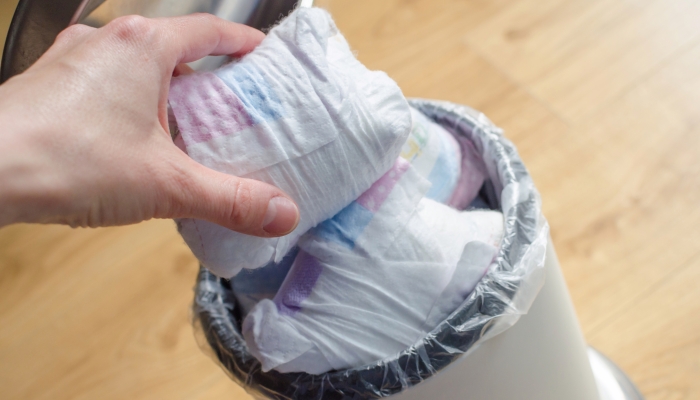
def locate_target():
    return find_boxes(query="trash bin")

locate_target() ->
[192,99,644,400]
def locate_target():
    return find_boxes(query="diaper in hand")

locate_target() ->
[169,8,411,277]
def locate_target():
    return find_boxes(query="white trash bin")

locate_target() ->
[193,100,644,400]
[395,238,598,400]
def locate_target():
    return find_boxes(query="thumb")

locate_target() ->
[167,157,299,237]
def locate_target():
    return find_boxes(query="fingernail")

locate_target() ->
[263,197,299,235]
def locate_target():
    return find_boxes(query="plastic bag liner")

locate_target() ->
[192,99,550,399]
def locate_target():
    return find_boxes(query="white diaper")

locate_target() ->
[169,8,411,277]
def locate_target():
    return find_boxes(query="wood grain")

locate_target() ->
[1,0,699,398]
[464,0,700,122]
[0,0,18,61]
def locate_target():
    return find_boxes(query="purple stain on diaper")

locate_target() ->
[356,158,410,212]
[169,73,253,145]
[274,250,323,316]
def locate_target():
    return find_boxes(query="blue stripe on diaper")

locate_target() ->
[232,247,298,295]
[426,133,460,203]
[312,201,374,249]
[426,154,454,202]
[214,63,284,124]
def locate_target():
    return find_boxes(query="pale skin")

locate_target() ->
[0,14,300,237]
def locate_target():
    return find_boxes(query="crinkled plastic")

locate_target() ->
[192,99,549,399]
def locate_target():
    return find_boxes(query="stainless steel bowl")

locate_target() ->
[1,0,308,83]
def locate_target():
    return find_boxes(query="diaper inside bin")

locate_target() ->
[193,99,549,400]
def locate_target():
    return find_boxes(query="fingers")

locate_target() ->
[35,14,264,76]
[55,23,95,46]
[100,14,264,67]
[164,155,299,237]
[97,14,265,113]
[155,13,266,64]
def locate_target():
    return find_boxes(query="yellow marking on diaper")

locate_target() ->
[401,139,422,160]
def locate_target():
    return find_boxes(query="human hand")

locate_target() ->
[0,14,300,236]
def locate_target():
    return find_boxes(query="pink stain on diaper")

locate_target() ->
[169,72,253,145]
[356,158,410,212]
[447,136,488,210]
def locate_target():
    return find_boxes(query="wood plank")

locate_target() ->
[465,0,700,122]
[0,222,232,399]
[187,377,252,400]
[0,0,18,60]
[541,42,700,335]
[319,0,568,144]
[587,255,700,400]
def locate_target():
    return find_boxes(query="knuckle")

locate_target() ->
[55,24,91,44]
[191,12,218,24]
[153,160,187,218]
[106,15,156,44]
[230,180,255,229]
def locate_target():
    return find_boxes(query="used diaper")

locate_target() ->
[243,158,504,373]
[231,106,489,316]
[169,8,411,278]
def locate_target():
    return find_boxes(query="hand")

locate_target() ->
[0,14,300,236]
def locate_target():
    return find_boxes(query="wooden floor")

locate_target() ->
[2,0,700,399]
